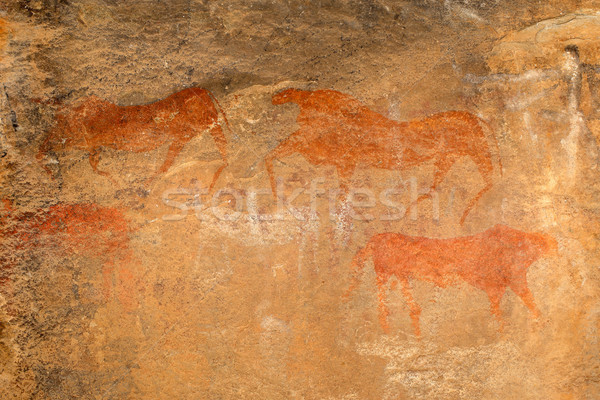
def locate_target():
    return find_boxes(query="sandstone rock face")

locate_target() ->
[0,1,599,399]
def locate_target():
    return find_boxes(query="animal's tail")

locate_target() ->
[342,240,374,299]
[478,117,503,177]
[206,91,231,132]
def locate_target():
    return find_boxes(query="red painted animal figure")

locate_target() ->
[343,225,557,336]
[0,201,139,310]
[265,89,502,224]
[36,87,230,190]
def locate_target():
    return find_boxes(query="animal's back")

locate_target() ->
[403,111,486,145]
[68,88,217,150]
[369,230,501,287]
[109,87,216,130]
[295,90,397,129]
[281,90,402,165]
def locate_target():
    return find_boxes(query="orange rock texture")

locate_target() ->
[0,1,599,399]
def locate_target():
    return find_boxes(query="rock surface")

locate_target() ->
[0,1,599,399]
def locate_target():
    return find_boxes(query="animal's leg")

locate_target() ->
[486,286,506,331]
[264,131,302,198]
[342,241,372,299]
[460,182,493,225]
[334,165,357,248]
[343,266,362,300]
[155,139,187,176]
[376,274,391,334]
[460,154,494,224]
[405,156,454,218]
[510,278,541,318]
[427,157,455,198]
[208,124,228,192]
[460,186,493,225]
[89,149,118,185]
[399,277,422,337]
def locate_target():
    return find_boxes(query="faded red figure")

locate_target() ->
[265,89,502,224]
[36,87,230,190]
[0,201,139,310]
[343,225,558,336]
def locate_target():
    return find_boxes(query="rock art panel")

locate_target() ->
[0,2,599,399]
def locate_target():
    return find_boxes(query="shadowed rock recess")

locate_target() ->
[0,1,599,399]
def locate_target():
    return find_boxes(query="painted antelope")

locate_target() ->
[265,89,502,224]
[343,225,557,336]
[36,87,230,190]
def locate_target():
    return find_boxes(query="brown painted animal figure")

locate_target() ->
[343,224,557,336]
[266,88,502,224]
[37,87,229,190]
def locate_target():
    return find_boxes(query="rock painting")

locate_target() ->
[2,3,598,398]
[344,225,557,336]
[265,89,502,224]
[36,87,230,189]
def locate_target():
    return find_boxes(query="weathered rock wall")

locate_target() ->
[0,1,599,399]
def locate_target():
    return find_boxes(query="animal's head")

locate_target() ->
[518,229,559,259]
[36,95,109,175]
[36,115,84,176]
[272,88,304,105]
[490,224,558,258]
